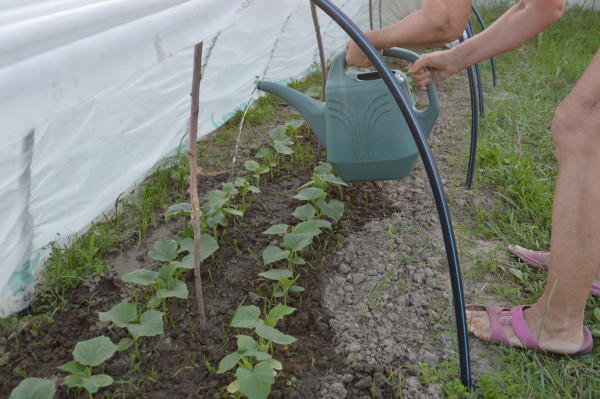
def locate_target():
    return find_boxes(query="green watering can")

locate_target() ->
[257,48,440,181]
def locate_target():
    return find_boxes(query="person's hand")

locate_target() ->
[408,50,457,91]
[345,32,383,68]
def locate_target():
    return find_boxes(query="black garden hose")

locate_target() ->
[460,32,480,191]
[471,4,498,86]
[309,0,472,390]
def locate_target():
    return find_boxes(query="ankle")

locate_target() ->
[524,305,580,338]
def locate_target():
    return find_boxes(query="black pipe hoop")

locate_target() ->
[309,0,472,389]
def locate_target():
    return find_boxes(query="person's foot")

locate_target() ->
[465,304,593,356]
[507,244,550,269]
[508,244,600,297]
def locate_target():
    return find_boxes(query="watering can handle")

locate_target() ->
[382,48,440,124]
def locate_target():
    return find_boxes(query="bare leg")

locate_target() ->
[467,48,600,354]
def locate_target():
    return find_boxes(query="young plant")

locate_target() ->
[262,221,322,270]
[234,177,260,211]
[299,162,348,199]
[243,160,270,187]
[258,269,305,306]
[98,301,164,360]
[57,336,128,398]
[217,305,296,399]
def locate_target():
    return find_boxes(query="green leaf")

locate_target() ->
[255,147,273,159]
[200,234,219,261]
[9,378,56,399]
[178,237,194,254]
[223,208,244,217]
[208,190,229,207]
[255,325,297,345]
[73,336,117,367]
[258,269,293,281]
[311,219,332,229]
[156,279,188,299]
[234,177,248,187]
[128,310,164,339]
[288,285,305,293]
[284,233,313,253]
[164,203,192,221]
[291,204,316,221]
[293,187,325,201]
[292,256,306,265]
[237,362,275,399]
[264,358,283,371]
[313,163,332,176]
[263,246,290,266]
[273,140,293,155]
[285,119,305,130]
[293,221,321,238]
[121,269,158,286]
[116,338,134,352]
[149,240,178,262]
[322,173,348,186]
[316,199,345,222]
[592,329,600,338]
[263,224,289,235]
[266,304,296,327]
[248,185,260,193]
[57,360,87,375]
[236,335,259,353]
[244,160,261,172]
[171,254,194,270]
[147,296,161,309]
[217,352,242,374]
[157,263,177,284]
[594,307,600,321]
[303,85,321,98]
[65,374,113,394]
[231,306,264,329]
[206,209,227,228]
[98,301,137,328]
[269,125,287,140]
[222,182,238,195]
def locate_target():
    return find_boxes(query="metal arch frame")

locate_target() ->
[310,0,472,389]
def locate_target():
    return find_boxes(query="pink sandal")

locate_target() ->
[507,244,549,269]
[466,304,594,356]
[508,244,600,297]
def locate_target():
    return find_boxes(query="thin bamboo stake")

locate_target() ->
[310,1,327,100]
[188,42,207,342]
[378,0,382,29]
[369,0,373,30]
[514,119,523,157]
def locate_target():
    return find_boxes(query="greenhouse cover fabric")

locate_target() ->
[0,0,424,316]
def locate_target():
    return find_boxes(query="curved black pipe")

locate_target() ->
[471,4,497,86]
[466,21,485,117]
[460,33,480,190]
[310,0,471,389]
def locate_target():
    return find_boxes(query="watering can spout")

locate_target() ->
[256,81,327,147]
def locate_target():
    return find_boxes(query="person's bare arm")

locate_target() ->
[346,0,471,67]
[408,0,565,89]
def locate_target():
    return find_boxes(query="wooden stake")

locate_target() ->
[188,42,207,342]
[514,119,523,157]
[310,1,327,100]
[369,0,373,30]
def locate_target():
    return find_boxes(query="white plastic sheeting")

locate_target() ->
[1,0,430,316]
